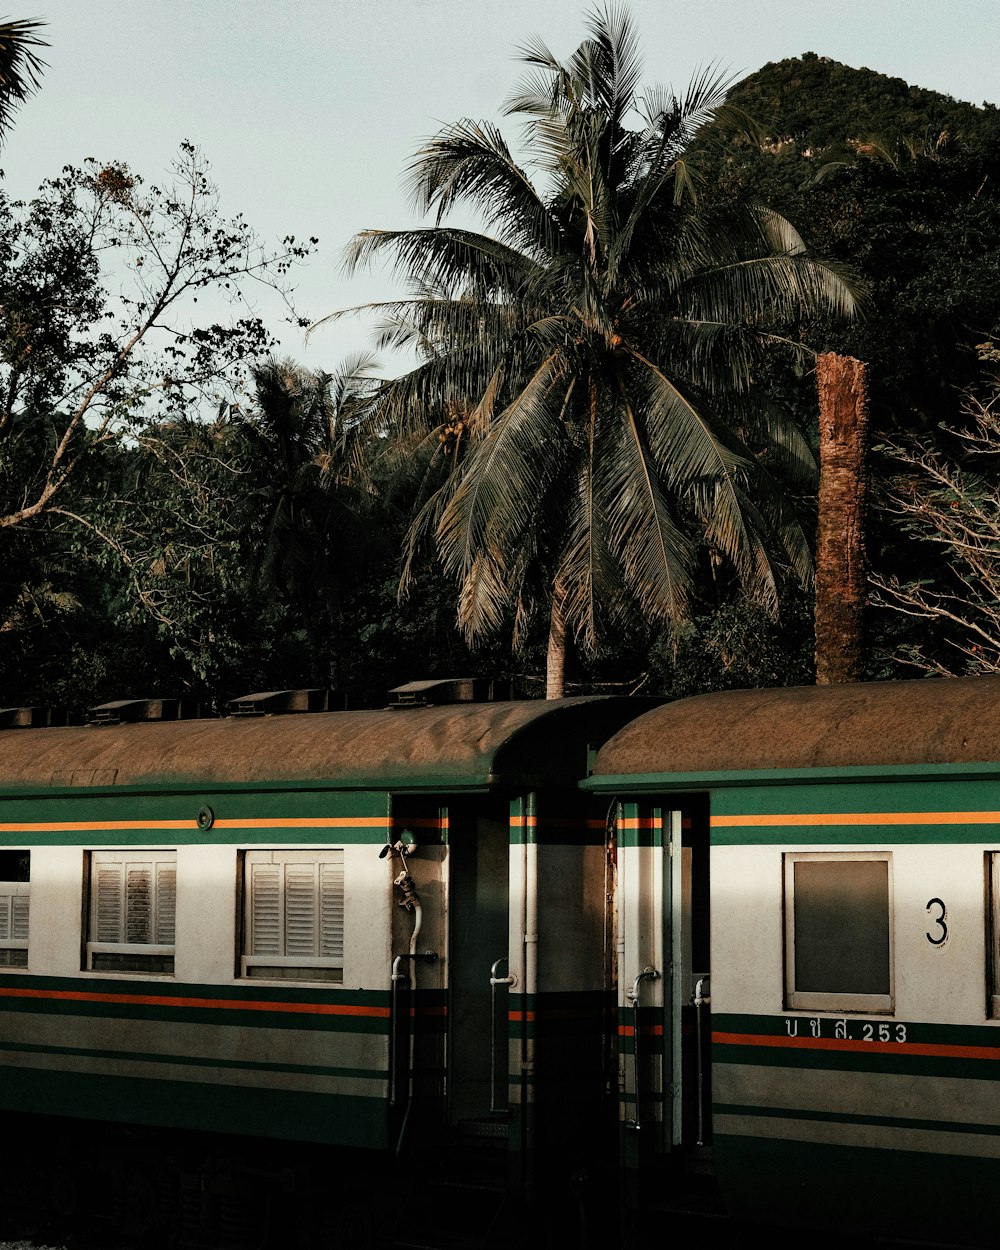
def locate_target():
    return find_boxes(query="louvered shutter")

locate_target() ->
[155,861,176,944]
[243,851,344,979]
[88,852,177,972]
[319,861,344,960]
[285,862,319,956]
[96,862,124,941]
[250,862,282,955]
[125,864,152,944]
[0,883,29,964]
[11,895,28,943]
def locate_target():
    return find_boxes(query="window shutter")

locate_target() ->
[319,861,344,959]
[96,863,124,942]
[250,863,282,955]
[125,865,153,944]
[155,862,176,945]
[285,863,318,956]
[0,898,9,941]
[11,896,28,943]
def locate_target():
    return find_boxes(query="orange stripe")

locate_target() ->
[712,811,1000,828]
[0,820,196,833]
[0,985,389,1018]
[618,1024,664,1037]
[0,817,391,834]
[509,817,605,828]
[213,817,388,829]
[714,1031,1000,1061]
[618,817,659,829]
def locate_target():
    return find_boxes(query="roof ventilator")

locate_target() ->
[0,706,76,729]
[226,689,344,717]
[387,678,513,709]
[86,698,201,726]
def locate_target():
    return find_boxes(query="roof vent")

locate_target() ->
[227,688,344,717]
[0,706,75,729]
[87,698,201,726]
[387,678,513,709]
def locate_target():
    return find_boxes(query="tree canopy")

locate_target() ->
[333,7,856,694]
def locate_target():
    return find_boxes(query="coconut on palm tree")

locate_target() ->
[327,6,857,696]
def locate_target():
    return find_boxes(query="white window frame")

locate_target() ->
[86,850,177,975]
[0,876,29,969]
[784,851,894,1014]
[242,849,344,983]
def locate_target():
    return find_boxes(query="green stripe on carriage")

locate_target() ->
[0,976,393,1032]
[713,1013,1000,1078]
[0,1067,388,1147]
[0,788,394,844]
[714,1101,1000,1138]
[0,1038,385,1080]
[585,761,1000,793]
[714,1012,1000,1047]
[710,776,1000,845]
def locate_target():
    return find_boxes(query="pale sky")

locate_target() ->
[3,0,998,375]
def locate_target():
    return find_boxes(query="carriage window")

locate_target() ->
[86,851,176,975]
[0,851,29,969]
[784,852,893,1013]
[988,855,1000,1018]
[242,850,344,983]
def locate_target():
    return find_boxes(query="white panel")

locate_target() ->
[26,847,85,977]
[174,845,238,985]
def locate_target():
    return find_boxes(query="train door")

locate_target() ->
[617,799,711,1204]
[445,795,511,1132]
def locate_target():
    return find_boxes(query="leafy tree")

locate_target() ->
[236,355,380,686]
[332,7,855,696]
[0,143,314,533]
[871,344,1000,675]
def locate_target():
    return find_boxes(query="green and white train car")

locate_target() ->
[0,690,648,1245]
[589,674,1000,1249]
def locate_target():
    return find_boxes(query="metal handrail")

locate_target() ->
[489,957,517,1113]
[388,951,438,1108]
[694,976,711,1146]
[625,966,659,1131]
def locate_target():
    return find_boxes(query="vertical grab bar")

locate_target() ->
[625,966,660,1131]
[389,951,438,1108]
[694,976,710,1146]
[489,957,517,1113]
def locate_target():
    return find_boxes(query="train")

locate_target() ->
[0,673,998,1248]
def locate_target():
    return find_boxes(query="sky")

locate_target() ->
[3,0,998,376]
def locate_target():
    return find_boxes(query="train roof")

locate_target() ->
[589,675,1000,785]
[0,697,650,793]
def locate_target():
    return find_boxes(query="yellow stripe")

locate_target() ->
[712,811,1000,828]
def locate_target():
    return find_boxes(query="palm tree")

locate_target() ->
[238,355,378,685]
[328,6,857,696]
[0,18,46,145]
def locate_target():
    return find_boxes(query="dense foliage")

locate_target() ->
[4,25,1000,712]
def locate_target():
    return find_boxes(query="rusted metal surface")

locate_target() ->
[0,697,641,790]
[593,675,1000,776]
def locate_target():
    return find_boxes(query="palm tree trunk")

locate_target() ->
[815,352,870,685]
[545,581,569,699]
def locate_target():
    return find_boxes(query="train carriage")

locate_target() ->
[589,674,1000,1249]
[0,689,651,1247]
